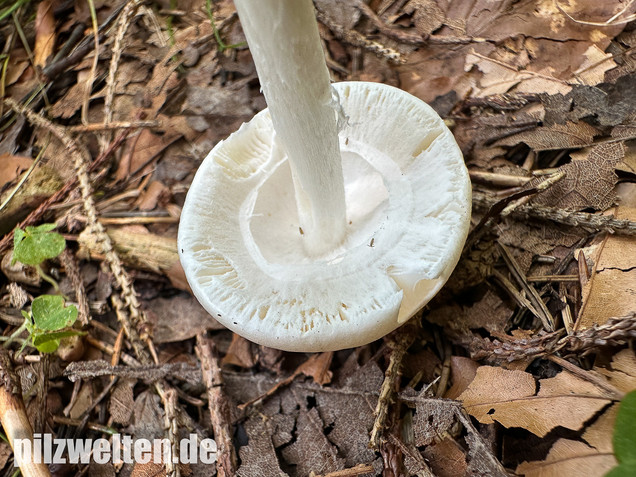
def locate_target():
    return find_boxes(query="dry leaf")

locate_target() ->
[596,350,636,393]
[222,334,257,368]
[281,407,344,475]
[136,180,168,211]
[459,367,612,437]
[516,439,616,477]
[445,356,480,400]
[496,121,599,151]
[297,352,333,386]
[517,405,619,477]
[531,142,624,211]
[34,0,56,67]
[146,294,224,344]
[0,153,32,190]
[578,205,636,328]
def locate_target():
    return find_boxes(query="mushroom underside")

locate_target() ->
[178,82,471,352]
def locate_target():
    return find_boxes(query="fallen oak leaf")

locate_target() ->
[459,366,613,437]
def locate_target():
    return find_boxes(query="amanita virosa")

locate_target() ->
[178,0,471,352]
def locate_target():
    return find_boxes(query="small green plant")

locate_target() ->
[21,295,81,353]
[205,0,246,53]
[606,390,636,476]
[12,223,66,290]
[8,223,83,354]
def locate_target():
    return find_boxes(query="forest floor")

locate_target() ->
[1,0,636,476]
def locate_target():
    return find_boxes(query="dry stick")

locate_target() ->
[498,242,555,331]
[311,464,376,477]
[0,351,51,477]
[472,190,636,236]
[356,0,486,46]
[59,249,91,325]
[314,4,404,64]
[104,0,143,127]
[547,355,624,399]
[195,334,237,477]
[369,327,416,449]
[469,311,636,362]
[159,387,180,477]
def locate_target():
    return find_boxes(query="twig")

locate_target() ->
[472,190,636,235]
[59,249,90,325]
[498,243,555,331]
[370,327,416,449]
[314,4,404,64]
[195,334,237,477]
[554,0,636,26]
[468,311,636,362]
[310,464,375,477]
[547,355,624,399]
[469,170,531,188]
[0,351,51,477]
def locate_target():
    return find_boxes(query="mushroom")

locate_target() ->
[178,0,471,352]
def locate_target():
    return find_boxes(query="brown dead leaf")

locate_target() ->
[34,0,56,67]
[596,350,636,393]
[237,414,289,477]
[445,356,480,400]
[116,130,182,181]
[222,334,257,368]
[577,204,636,328]
[531,142,624,211]
[136,180,168,211]
[297,351,333,386]
[413,397,456,446]
[281,407,344,475]
[404,0,445,36]
[459,367,612,437]
[496,121,600,151]
[0,154,32,190]
[109,379,135,425]
[516,439,616,477]
[518,405,618,477]
[130,461,166,477]
[146,293,224,344]
[422,437,468,477]
[316,360,382,467]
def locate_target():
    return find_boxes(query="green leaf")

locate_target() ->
[31,295,78,331]
[34,339,60,353]
[605,463,636,477]
[614,390,636,465]
[12,224,66,267]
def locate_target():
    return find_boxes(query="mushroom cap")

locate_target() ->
[178,82,471,352]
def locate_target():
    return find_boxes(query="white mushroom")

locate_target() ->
[178,0,471,352]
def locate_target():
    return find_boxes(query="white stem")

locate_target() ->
[234,0,346,256]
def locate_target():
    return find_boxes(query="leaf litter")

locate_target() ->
[0,0,636,476]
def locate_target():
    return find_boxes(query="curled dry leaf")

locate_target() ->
[459,366,613,437]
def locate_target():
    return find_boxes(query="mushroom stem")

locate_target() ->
[234,0,346,255]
